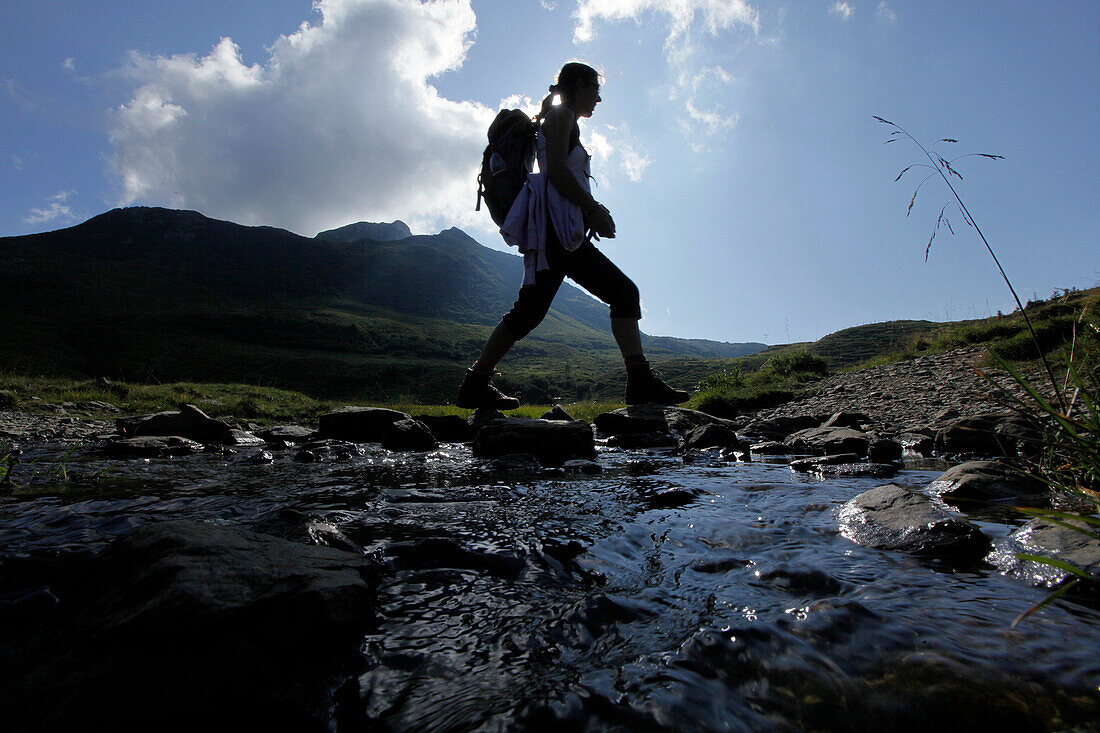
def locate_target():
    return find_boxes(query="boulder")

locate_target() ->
[473,418,596,463]
[117,404,234,443]
[541,405,575,421]
[257,425,316,444]
[594,405,730,437]
[682,423,745,452]
[899,432,934,456]
[318,407,410,442]
[381,418,437,452]
[414,414,473,442]
[225,428,266,447]
[485,453,543,473]
[868,438,903,463]
[838,484,989,558]
[933,413,1042,457]
[990,518,1100,588]
[103,435,204,457]
[467,408,507,432]
[0,520,379,730]
[927,461,1048,505]
[784,426,870,457]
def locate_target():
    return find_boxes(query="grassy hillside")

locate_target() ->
[1,207,763,403]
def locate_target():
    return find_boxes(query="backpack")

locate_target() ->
[475,109,538,226]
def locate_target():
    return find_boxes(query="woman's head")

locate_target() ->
[542,61,601,119]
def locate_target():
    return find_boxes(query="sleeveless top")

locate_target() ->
[499,119,592,286]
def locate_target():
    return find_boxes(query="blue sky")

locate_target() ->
[2,0,1097,345]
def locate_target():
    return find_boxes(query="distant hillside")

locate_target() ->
[1,207,764,402]
[316,220,412,243]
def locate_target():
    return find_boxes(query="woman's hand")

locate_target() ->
[589,204,616,239]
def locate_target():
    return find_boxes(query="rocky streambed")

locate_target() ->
[2,348,1098,731]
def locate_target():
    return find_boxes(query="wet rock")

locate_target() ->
[473,418,595,463]
[990,517,1100,588]
[749,440,790,455]
[691,556,751,573]
[563,459,603,474]
[294,439,363,462]
[257,425,316,444]
[594,404,728,438]
[838,484,989,558]
[384,537,525,579]
[245,450,274,464]
[682,423,745,452]
[117,403,234,443]
[643,487,697,509]
[753,562,853,595]
[103,435,204,457]
[821,411,872,430]
[784,426,870,457]
[413,414,473,442]
[541,405,575,421]
[607,431,678,449]
[318,406,410,442]
[933,413,1042,457]
[927,461,1047,505]
[225,428,266,447]
[485,453,542,473]
[381,418,437,452]
[868,438,903,463]
[789,453,862,472]
[1,520,379,731]
[813,463,898,479]
[899,431,935,456]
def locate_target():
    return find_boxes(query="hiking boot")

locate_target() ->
[456,369,520,410]
[625,362,690,405]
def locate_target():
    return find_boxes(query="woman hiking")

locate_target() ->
[457,61,688,411]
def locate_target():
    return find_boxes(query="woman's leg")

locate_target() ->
[472,320,517,373]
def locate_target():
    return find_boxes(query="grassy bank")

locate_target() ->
[0,374,621,426]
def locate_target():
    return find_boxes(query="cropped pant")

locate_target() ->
[502,224,641,340]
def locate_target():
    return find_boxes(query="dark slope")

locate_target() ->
[2,207,763,401]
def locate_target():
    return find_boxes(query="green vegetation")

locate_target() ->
[688,351,829,418]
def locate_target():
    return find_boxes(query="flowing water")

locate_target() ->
[3,442,1098,730]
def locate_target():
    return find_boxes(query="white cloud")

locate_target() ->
[11,155,22,171]
[108,0,493,236]
[62,57,76,70]
[830,2,854,20]
[539,0,557,10]
[24,191,78,225]
[571,1,757,149]
[877,1,897,23]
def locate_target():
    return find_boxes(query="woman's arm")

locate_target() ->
[543,106,615,237]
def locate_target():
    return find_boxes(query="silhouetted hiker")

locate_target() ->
[458,62,689,410]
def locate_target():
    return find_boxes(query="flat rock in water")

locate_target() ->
[927,460,1048,505]
[103,435,204,457]
[784,426,870,457]
[473,418,595,463]
[225,428,266,447]
[749,440,790,455]
[257,425,316,444]
[318,406,410,442]
[117,403,234,444]
[789,453,862,472]
[607,431,679,449]
[838,484,989,558]
[1,520,379,730]
[594,405,728,437]
[868,438,903,463]
[899,432,935,456]
[485,453,543,473]
[814,463,899,479]
[467,408,507,432]
[741,414,825,441]
[381,418,437,452]
[989,518,1100,588]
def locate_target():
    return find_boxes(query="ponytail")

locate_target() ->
[536,84,559,122]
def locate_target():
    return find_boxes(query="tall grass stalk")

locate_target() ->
[875,116,1066,413]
